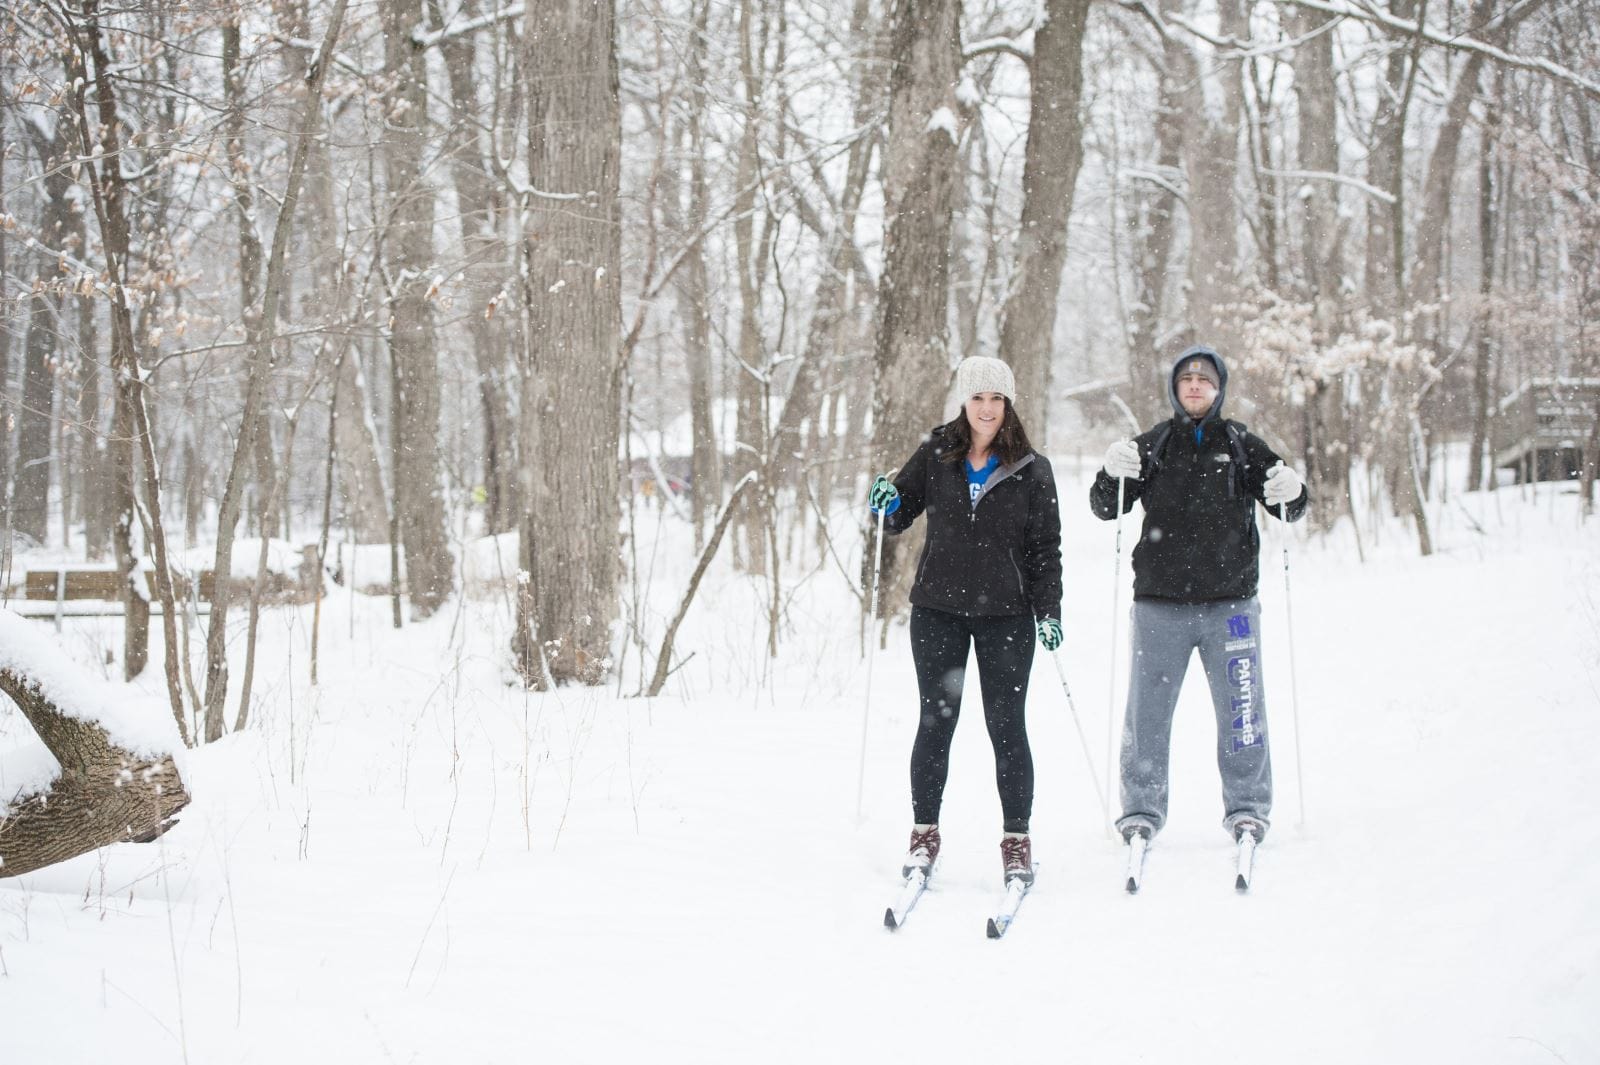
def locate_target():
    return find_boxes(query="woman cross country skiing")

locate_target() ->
[868,356,1063,886]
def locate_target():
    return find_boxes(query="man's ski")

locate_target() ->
[884,869,929,930]
[1124,833,1149,893]
[985,867,1036,939]
[1234,832,1257,892]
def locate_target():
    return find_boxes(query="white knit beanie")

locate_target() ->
[955,356,1016,402]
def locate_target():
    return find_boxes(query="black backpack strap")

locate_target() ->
[1145,424,1175,478]
[1223,422,1252,498]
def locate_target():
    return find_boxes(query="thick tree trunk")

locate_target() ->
[998,0,1092,418]
[515,0,623,687]
[1178,0,1247,355]
[383,0,455,617]
[869,0,964,608]
[0,663,189,879]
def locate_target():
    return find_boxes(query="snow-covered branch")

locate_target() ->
[412,5,525,50]
[964,31,1035,63]
[1277,0,1600,101]
[1262,168,1399,204]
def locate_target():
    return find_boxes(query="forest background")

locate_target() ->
[0,0,1597,748]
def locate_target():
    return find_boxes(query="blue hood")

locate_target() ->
[1168,345,1228,426]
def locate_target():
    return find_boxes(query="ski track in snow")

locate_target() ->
[1,471,1597,1064]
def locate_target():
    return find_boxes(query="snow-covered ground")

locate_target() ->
[2,465,1597,1064]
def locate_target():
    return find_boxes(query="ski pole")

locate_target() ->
[1104,474,1126,839]
[855,488,890,823]
[1279,500,1306,828]
[1049,646,1108,826]
[1104,395,1141,841]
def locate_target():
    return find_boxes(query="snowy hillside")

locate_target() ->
[1,466,1597,1065]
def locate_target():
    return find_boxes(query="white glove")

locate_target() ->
[1103,439,1141,480]
[1263,462,1304,507]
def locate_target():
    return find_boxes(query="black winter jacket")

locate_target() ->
[883,426,1063,622]
[1089,347,1308,603]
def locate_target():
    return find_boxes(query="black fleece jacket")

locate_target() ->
[1089,347,1308,603]
[883,425,1063,622]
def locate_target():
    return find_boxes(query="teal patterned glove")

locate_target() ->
[1036,617,1063,651]
[868,475,899,514]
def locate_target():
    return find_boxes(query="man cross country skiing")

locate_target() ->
[1090,345,1308,851]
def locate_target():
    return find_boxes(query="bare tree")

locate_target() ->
[678,0,721,551]
[201,0,348,741]
[731,0,774,576]
[1467,74,1503,493]
[432,0,520,535]
[1287,4,1351,522]
[1176,0,1248,356]
[381,0,455,617]
[62,0,186,736]
[869,0,965,608]
[514,0,624,687]
[998,0,1093,414]
[1123,30,1186,423]
[13,120,71,547]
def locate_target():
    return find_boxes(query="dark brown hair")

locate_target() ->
[939,397,1035,466]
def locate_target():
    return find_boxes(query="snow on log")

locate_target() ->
[0,610,190,878]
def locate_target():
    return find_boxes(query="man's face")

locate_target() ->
[1176,370,1218,418]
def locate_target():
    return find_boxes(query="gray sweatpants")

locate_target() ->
[1116,597,1272,841]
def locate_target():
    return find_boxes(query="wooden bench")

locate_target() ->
[7,545,325,628]
[8,565,206,630]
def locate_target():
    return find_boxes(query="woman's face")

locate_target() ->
[965,392,1006,445]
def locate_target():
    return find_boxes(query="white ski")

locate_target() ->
[1124,832,1149,894]
[1235,832,1257,892]
[884,869,929,930]
[986,866,1036,939]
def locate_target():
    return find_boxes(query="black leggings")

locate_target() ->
[909,606,1035,833]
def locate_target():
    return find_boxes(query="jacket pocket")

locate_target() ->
[1007,549,1027,601]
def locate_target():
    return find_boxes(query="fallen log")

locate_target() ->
[0,615,191,878]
